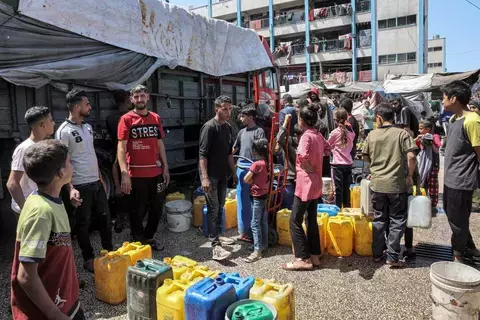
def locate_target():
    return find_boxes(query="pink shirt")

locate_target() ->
[295,129,330,201]
[328,126,356,166]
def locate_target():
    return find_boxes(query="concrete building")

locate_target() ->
[428,35,446,73]
[190,0,428,85]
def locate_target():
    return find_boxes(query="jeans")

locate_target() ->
[205,177,227,247]
[129,175,166,240]
[282,182,295,210]
[73,181,112,261]
[332,165,352,209]
[290,196,321,259]
[251,197,268,252]
[444,185,476,254]
[371,190,407,261]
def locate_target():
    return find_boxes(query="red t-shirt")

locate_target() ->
[118,111,165,178]
[250,160,269,197]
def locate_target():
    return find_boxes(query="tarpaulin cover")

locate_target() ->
[17,0,273,77]
[383,70,480,94]
[0,7,160,89]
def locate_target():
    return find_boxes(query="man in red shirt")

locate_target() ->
[117,85,170,250]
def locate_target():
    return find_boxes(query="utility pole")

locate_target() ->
[304,0,311,82]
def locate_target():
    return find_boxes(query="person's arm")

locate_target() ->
[297,135,314,173]
[362,135,371,168]
[117,115,131,194]
[401,131,419,189]
[232,131,241,155]
[199,124,213,193]
[55,129,81,207]
[244,171,254,185]
[157,139,170,186]
[406,151,416,189]
[112,158,122,197]
[464,119,480,162]
[7,171,26,209]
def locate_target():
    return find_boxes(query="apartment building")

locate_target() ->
[191,0,428,85]
[428,35,446,73]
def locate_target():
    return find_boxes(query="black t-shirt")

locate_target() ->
[348,115,359,159]
[199,118,233,179]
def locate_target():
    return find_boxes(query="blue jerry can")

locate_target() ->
[217,272,255,301]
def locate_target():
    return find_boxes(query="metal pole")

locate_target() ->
[371,0,377,81]
[304,0,311,82]
[237,0,242,27]
[418,0,425,74]
[351,0,357,81]
[208,0,212,18]
[269,0,274,52]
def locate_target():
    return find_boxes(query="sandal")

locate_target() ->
[281,259,313,271]
[310,255,322,268]
[244,251,262,263]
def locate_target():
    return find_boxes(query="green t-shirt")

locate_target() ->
[362,126,418,193]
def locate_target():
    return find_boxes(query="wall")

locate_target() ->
[428,38,446,73]
[376,0,418,20]
[190,0,300,19]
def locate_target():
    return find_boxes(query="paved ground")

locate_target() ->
[0,210,479,320]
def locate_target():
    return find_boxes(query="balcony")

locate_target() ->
[280,70,372,86]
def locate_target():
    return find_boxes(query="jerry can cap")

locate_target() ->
[135,260,145,268]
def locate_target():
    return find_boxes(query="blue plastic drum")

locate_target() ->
[236,159,253,238]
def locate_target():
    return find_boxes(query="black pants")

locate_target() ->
[290,196,321,259]
[332,165,352,209]
[371,190,407,261]
[129,175,166,241]
[204,177,227,247]
[74,181,113,261]
[322,156,331,177]
[444,185,476,254]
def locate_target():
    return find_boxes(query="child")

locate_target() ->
[243,138,270,262]
[415,119,442,212]
[11,140,84,319]
[328,108,356,209]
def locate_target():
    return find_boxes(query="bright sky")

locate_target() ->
[172,0,480,72]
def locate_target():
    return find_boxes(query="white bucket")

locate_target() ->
[430,261,480,319]
[166,200,192,233]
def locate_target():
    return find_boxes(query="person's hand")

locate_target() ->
[232,174,238,186]
[301,161,314,173]
[69,188,82,207]
[114,183,123,197]
[283,114,292,128]
[121,172,132,195]
[163,168,170,187]
[201,177,212,194]
[406,176,414,190]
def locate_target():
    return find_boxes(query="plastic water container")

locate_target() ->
[185,277,237,320]
[317,204,340,217]
[193,196,207,227]
[226,300,277,320]
[126,259,173,320]
[163,256,198,280]
[180,265,219,284]
[237,159,253,238]
[338,208,363,220]
[413,186,427,196]
[217,273,256,301]
[166,192,186,203]
[319,213,329,250]
[166,200,192,233]
[156,279,191,320]
[224,198,238,230]
[360,179,373,216]
[407,195,432,229]
[249,279,295,320]
[227,188,237,200]
[116,241,152,266]
[94,250,130,305]
[202,205,226,237]
[276,209,292,247]
[350,184,361,208]
[322,178,335,204]
[353,216,373,256]
[327,216,354,257]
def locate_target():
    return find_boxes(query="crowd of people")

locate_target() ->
[6,80,480,319]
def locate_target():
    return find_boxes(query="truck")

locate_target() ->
[0,1,282,205]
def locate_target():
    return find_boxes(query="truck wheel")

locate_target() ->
[268,227,278,247]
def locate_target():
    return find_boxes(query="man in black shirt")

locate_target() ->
[199,95,237,261]
[390,98,419,137]
[340,98,359,160]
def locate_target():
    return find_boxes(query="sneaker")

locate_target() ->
[403,248,416,261]
[114,218,124,233]
[386,259,407,268]
[455,252,480,265]
[373,254,384,263]
[212,246,231,261]
[145,239,164,251]
[243,251,262,263]
[83,259,95,273]
[465,247,480,257]
[219,236,235,245]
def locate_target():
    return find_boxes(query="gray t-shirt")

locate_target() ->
[56,120,100,186]
[233,125,265,160]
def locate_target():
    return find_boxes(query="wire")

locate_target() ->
[465,0,480,11]
[0,10,17,30]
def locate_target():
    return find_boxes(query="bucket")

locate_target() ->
[430,261,480,319]
[166,200,192,232]
[322,178,335,204]
[225,299,277,320]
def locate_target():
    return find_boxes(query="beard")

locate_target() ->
[80,110,90,117]
[135,103,147,110]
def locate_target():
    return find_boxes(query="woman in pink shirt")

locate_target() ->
[282,104,329,271]
[328,108,356,209]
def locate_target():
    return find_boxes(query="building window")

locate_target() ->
[379,14,417,29]
[379,52,416,65]
[397,16,407,27]
[429,62,443,68]
[428,46,442,52]
[379,54,397,64]
[397,53,407,63]
[407,52,416,62]
[407,15,416,25]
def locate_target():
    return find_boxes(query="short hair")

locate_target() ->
[66,90,88,110]
[442,81,472,106]
[23,140,68,188]
[113,90,130,105]
[299,104,319,127]
[375,103,395,122]
[339,98,353,113]
[419,119,433,130]
[297,98,309,108]
[214,95,232,108]
[24,106,50,127]
[283,94,293,104]
[130,84,148,95]
[240,106,257,118]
